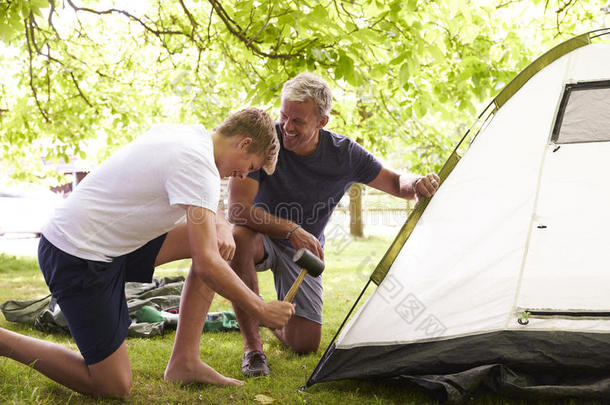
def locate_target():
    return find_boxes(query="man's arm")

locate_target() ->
[227,177,324,260]
[367,167,440,199]
[186,205,294,328]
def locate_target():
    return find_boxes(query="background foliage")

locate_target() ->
[0,0,607,182]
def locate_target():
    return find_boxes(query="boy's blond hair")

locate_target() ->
[215,107,279,174]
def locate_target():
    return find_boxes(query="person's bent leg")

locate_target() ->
[0,328,131,397]
[268,245,324,354]
[87,342,132,396]
[228,226,271,377]
[229,226,266,354]
[164,268,242,386]
[271,316,321,354]
[154,222,191,267]
[30,235,137,397]
[159,223,243,385]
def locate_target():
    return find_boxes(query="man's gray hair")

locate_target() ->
[281,73,332,118]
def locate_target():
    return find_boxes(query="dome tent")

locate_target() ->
[307,29,610,402]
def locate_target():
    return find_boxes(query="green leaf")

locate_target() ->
[389,1,401,14]
[0,23,15,42]
[398,62,409,88]
[338,52,354,80]
[389,51,409,66]
[31,0,49,12]
[309,4,327,21]
[426,44,444,62]
[9,11,22,32]
[21,2,31,19]
[369,63,387,79]
[413,98,427,118]
[350,29,374,43]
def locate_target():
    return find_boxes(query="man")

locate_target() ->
[0,108,295,396]
[228,74,440,377]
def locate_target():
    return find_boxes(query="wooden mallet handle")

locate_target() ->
[283,248,325,303]
[284,269,308,302]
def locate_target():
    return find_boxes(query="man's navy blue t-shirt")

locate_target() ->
[248,125,382,247]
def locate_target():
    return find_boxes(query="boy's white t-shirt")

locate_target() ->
[43,124,220,262]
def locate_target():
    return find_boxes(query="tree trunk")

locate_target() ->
[349,183,364,237]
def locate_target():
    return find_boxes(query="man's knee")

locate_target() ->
[232,225,257,248]
[232,226,264,264]
[288,338,320,354]
[283,318,321,354]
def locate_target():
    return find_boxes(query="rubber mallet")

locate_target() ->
[284,248,325,302]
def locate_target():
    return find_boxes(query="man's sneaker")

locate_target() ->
[241,350,270,377]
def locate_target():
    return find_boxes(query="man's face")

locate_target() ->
[219,138,265,179]
[278,99,327,156]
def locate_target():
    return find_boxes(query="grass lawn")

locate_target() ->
[0,235,604,405]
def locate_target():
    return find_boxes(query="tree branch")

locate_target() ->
[207,0,301,60]
[69,72,92,107]
[246,2,274,48]
[47,0,61,40]
[24,17,50,123]
[65,0,184,37]
[178,0,199,31]
[28,11,99,110]
[496,0,526,8]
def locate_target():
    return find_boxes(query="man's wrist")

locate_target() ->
[412,177,423,197]
[285,224,301,240]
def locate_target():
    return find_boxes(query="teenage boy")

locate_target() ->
[0,108,295,396]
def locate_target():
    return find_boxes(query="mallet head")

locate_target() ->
[293,248,325,277]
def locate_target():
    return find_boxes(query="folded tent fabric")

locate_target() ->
[1,276,240,338]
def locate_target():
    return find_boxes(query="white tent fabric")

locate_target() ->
[308,33,610,403]
[335,43,610,349]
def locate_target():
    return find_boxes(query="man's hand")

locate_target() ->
[414,173,440,198]
[288,226,324,261]
[259,300,296,329]
[216,214,236,261]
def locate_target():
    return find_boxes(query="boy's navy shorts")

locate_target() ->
[37,234,167,365]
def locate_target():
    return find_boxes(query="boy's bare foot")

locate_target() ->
[164,357,244,386]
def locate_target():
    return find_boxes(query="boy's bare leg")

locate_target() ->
[0,328,132,396]
[164,267,243,386]
[156,223,242,385]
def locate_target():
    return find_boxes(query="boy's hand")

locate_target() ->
[259,301,295,329]
[216,220,236,261]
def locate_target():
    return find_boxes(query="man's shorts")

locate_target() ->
[255,235,323,324]
[37,234,167,365]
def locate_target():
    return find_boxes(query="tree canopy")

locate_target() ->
[0,0,605,183]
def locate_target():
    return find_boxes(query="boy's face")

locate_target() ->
[218,137,265,179]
